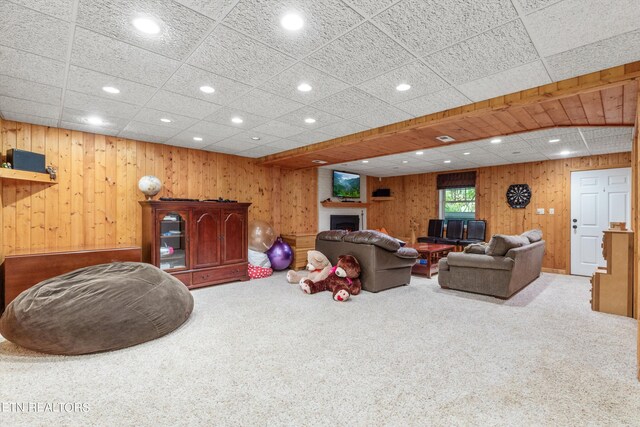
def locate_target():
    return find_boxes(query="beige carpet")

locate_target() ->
[0,272,638,426]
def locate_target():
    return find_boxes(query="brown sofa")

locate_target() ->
[315,230,418,293]
[438,235,545,299]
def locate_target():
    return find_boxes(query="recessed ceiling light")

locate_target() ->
[132,17,160,35]
[416,151,424,155]
[549,138,561,143]
[160,118,172,123]
[490,138,502,144]
[312,159,328,164]
[102,86,120,94]
[200,85,215,94]
[86,116,104,126]
[444,160,451,164]
[463,152,470,155]
[193,137,203,142]
[304,118,316,124]
[251,136,260,140]
[436,135,456,143]
[560,150,570,156]
[297,83,312,92]
[281,13,304,31]
[362,160,369,164]
[396,83,411,92]
[231,117,243,124]
[402,160,409,164]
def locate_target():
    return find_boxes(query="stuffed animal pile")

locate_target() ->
[286,250,332,284]
[300,255,362,302]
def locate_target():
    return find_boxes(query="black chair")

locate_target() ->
[417,219,444,243]
[437,219,464,245]
[459,220,487,246]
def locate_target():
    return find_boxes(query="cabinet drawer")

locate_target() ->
[172,272,192,287]
[192,264,246,285]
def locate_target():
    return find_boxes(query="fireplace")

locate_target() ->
[330,215,360,232]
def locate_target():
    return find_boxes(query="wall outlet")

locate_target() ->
[549,208,555,215]
[536,208,545,215]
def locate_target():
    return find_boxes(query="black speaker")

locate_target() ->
[372,188,391,197]
[7,149,46,173]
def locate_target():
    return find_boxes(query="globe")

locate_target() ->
[138,175,162,200]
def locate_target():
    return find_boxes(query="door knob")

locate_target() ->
[572,225,577,230]
[572,219,577,223]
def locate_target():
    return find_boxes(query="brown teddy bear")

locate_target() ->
[286,250,332,284]
[300,255,362,302]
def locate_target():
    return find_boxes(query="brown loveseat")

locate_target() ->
[315,230,418,293]
[438,231,545,299]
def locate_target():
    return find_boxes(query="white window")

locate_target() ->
[439,187,476,221]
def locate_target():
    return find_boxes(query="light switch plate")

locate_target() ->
[549,208,555,215]
[536,208,545,215]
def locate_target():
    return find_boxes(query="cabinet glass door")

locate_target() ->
[158,211,188,271]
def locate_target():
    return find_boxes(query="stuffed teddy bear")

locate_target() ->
[300,255,361,302]
[286,250,332,284]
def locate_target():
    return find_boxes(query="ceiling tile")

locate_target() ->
[173,0,236,20]
[267,139,306,150]
[0,111,59,128]
[580,127,633,141]
[305,22,414,84]
[64,91,140,119]
[525,132,584,149]
[211,138,259,151]
[223,0,364,58]
[201,144,242,154]
[342,0,396,17]
[288,130,331,145]
[546,149,590,159]
[117,131,168,143]
[0,45,66,87]
[276,106,342,130]
[0,96,60,119]
[228,89,304,119]
[0,2,71,60]
[70,28,180,86]
[187,25,295,86]
[165,129,216,149]
[514,0,561,14]
[525,0,640,57]
[457,60,551,102]
[186,121,243,142]
[205,107,270,129]
[0,75,62,106]
[252,120,306,139]
[61,108,130,134]
[259,63,350,105]
[357,61,449,104]
[395,87,470,117]
[60,121,121,136]
[120,121,180,139]
[162,64,252,106]
[9,0,76,21]
[426,20,539,85]
[66,66,158,106]
[220,130,281,146]
[311,87,388,119]
[239,145,282,158]
[374,0,517,57]
[316,120,369,138]
[132,108,198,130]
[145,90,221,120]
[350,105,413,128]
[76,0,215,61]
[518,127,579,140]
[545,29,640,82]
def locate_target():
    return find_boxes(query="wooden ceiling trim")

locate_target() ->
[260,62,640,168]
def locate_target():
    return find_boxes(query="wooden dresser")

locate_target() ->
[140,200,250,290]
[591,230,634,317]
[281,233,317,270]
[1,246,141,310]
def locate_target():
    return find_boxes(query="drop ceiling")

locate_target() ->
[326,126,634,177]
[0,0,639,159]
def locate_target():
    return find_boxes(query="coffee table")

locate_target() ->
[409,243,455,278]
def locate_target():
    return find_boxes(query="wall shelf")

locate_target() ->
[321,201,370,208]
[0,168,56,184]
[371,196,395,201]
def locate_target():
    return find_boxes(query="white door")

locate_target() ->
[570,168,631,276]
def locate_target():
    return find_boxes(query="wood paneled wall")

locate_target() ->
[368,153,632,272]
[0,119,317,259]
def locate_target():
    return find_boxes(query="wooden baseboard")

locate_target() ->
[542,267,567,274]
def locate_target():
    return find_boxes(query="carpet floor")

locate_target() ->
[0,272,638,426]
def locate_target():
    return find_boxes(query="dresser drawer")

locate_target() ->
[192,264,246,285]
[172,272,192,287]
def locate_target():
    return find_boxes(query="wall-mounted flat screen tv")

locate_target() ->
[332,170,361,198]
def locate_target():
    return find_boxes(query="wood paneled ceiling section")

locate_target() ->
[260,63,640,169]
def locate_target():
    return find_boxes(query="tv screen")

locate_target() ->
[333,170,360,198]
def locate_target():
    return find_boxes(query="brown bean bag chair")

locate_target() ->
[0,262,193,355]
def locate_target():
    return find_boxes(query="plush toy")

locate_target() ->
[286,250,332,284]
[300,255,361,302]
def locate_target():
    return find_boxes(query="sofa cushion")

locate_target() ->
[342,230,401,252]
[521,229,543,243]
[394,246,419,259]
[445,253,515,271]
[463,243,487,254]
[317,230,348,242]
[486,234,530,256]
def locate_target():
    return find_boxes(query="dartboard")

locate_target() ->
[506,184,531,209]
